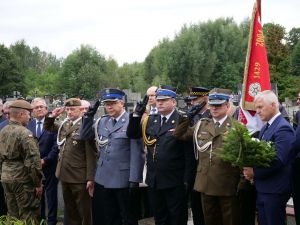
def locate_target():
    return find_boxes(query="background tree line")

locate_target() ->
[0,17,300,101]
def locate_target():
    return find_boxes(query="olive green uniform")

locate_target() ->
[45,116,97,225]
[193,117,240,225]
[0,121,42,224]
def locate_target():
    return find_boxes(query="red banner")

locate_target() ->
[242,1,271,111]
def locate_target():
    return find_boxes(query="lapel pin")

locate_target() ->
[154,120,157,123]
[171,120,175,124]
[122,118,125,122]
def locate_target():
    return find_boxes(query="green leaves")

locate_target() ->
[217,121,276,168]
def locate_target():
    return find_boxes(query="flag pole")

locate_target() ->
[242,2,257,110]
[257,0,261,19]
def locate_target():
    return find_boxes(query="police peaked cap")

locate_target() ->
[101,88,125,102]
[156,84,177,100]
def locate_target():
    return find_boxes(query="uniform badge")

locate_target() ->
[154,120,157,123]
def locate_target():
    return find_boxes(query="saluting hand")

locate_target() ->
[50,107,65,118]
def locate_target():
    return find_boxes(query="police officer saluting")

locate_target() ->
[80,88,145,225]
[0,100,43,224]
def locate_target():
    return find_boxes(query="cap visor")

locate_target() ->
[156,96,172,100]
[208,99,226,105]
[102,99,119,102]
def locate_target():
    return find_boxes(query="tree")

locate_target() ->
[286,27,300,53]
[290,40,300,76]
[263,23,288,67]
[58,45,107,98]
[0,44,24,97]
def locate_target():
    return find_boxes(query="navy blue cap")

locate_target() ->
[208,88,232,105]
[189,87,210,99]
[101,88,125,102]
[156,85,177,100]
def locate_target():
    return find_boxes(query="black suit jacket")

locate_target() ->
[145,110,195,189]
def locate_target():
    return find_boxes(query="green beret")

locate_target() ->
[64,98,81,107]
[10,100,33,110]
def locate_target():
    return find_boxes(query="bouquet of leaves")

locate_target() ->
[217,121,276,168]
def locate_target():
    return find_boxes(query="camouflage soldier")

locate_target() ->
[0,100,43,224]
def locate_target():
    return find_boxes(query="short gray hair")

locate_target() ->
[254,90,279,108]
[31,98,47,107]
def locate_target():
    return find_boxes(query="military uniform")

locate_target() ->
[0,100,42,224]
[193,89,240,225]
[142,85,195,225]
[186,87,211,225]
[45,98,97,225]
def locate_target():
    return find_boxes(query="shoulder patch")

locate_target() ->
[101,114,109,118]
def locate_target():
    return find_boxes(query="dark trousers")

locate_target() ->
[61,182,92,225]
[238,180,256,225]
[201,193,239,225]
[293,158,300,225]
[148,185,187,225]
[256,192,289,225]
[92,183,138,225]
[190,190,205,225]
[0,183,7,216]
[41,167,58,225]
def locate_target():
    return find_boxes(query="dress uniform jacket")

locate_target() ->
[144,110,195,189]
[55,118,96,183]
[93,113,145,188]
[194,117,240,196]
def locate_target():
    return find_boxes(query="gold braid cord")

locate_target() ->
[142,115,157,146]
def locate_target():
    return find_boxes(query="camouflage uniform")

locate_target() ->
[0,121,42,224]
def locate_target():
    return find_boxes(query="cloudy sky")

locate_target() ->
[0,0,299,65]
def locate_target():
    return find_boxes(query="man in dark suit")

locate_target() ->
[293,123,300,225]
[80,88,145,225]
[141,85,195,225]
[27,98,59,225]
[244,90,295,225]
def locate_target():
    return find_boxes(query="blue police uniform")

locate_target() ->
[80,88,145,225]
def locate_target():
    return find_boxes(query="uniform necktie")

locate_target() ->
[215,121,220,128]
[37,121,42,138]
[161,116,167,126]
[112,119,117,126]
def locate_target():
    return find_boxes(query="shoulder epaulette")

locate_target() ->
[149,113,159,117]
[200,117,211,122]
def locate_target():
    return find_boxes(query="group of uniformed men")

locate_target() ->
[0,84,299,225]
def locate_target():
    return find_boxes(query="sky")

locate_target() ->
[0,0,299,65]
